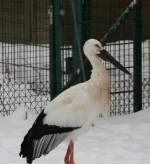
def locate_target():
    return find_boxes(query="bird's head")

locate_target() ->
[83,39,103,56]
[83,39,131,76]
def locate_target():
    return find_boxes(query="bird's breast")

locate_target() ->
[87,76,110,116]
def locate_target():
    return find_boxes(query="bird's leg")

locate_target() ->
[64,140,75,164]
[70,140,75,164]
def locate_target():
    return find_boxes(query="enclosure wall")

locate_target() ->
[0,0,149,116]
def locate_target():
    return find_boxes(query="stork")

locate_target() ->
[19,39,131,164]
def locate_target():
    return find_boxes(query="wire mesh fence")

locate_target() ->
[142,40,150,110]
[0,0,149,116]
[0,0,51,115]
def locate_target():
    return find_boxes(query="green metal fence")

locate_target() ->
[0,0,149,116]
[0,0,51,115]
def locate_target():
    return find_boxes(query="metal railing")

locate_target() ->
[0,0,149,116]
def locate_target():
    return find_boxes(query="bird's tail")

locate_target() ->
[19,128,34,164]
[19,110,75,164]
[19,111,46,164]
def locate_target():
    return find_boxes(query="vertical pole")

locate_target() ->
[133,0,142,112]
[72,0,81,84]
[70,0,86,81]
[81,0,90,43]
[81,0,91,80]
[148,40,150,106]
[49,0,61,99]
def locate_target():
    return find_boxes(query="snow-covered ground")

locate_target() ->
[0,40,149,163]
[0,106,150,164]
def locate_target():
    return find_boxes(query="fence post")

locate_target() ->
[70,0,86,81]
[49,0,62,99]
[81,0,91,80]
[133,0,142,112]
[81,0,90,43]
[72,0,82,84]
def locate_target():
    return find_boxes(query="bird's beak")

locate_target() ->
[98,49,131,75]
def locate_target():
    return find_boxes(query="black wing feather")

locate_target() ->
[19,110,80,164]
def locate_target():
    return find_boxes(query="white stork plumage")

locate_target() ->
[20,39,131,164]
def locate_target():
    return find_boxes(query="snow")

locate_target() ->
[0,40,150,163]
[0,106,150,164]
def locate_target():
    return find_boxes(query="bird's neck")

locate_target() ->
[89,55,109,85]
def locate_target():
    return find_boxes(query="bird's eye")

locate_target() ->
[95,44,101,49]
